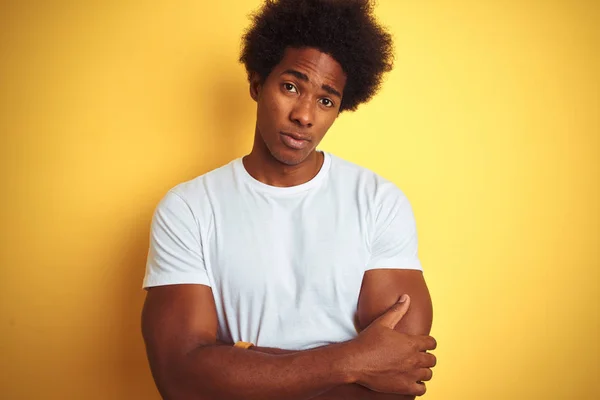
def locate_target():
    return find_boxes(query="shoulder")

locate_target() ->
[328,152,409,207]
[156,159,238,218]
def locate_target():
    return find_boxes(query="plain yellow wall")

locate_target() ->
[1,1,598,399]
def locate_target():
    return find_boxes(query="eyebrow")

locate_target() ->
[281,69,342,99]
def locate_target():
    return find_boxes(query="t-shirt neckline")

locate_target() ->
[235,151,331,195]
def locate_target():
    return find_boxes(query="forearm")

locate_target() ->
[250,346,413,400]
[166,341,355,400]
[318,385,414,400]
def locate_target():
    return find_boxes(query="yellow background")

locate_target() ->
[1,1,598,399]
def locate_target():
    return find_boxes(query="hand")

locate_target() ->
[349,294,437,396]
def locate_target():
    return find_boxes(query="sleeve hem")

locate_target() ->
[142,273,211,289]
[365,258,422,272]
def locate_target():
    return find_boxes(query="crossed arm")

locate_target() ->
[141,268,433,399]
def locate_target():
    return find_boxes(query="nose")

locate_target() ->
[289,97,314,128]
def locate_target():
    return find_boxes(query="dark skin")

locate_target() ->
[243,47,344,186]
[142,47,436,400]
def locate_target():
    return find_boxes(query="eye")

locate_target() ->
[283,83,298,93]
[319,98,334,108]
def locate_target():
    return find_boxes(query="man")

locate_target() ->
[141,1,437,399]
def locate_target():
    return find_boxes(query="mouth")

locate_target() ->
[281,131,311,141]
[280,132,311,150]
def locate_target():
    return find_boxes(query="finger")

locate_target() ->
[409,381,427,397]
[416,367,433,382]
[375,294,411,329]
[416,335,437,351]
[418,351,437,368]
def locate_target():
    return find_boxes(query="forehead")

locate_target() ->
[272,47,347,92]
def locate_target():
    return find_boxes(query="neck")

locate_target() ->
[243,133,324,188]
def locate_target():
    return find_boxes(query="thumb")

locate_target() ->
[375,294,411,329]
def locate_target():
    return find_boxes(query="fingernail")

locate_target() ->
[399,294,408,303]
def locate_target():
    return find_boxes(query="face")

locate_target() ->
[250,47,347,166]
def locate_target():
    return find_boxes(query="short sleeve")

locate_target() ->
[143,190,211,289]
[365,185,422,272]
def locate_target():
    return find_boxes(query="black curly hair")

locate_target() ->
[239,0,394,112]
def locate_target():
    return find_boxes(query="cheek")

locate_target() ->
[315,113,337,137]
[259,92,287,128]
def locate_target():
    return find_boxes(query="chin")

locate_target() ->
[268,144,312,166]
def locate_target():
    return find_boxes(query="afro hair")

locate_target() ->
[239,0,394,112]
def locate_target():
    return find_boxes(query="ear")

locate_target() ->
[249,72,263,102]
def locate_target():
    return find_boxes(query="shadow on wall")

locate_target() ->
[112,63,255,398]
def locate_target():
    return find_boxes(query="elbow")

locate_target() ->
[152,371,214,400]
[148,347,220,400]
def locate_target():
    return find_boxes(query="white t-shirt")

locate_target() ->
[143,151,422,350]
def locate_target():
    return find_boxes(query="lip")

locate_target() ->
[280,132,310,150]
[281,131,311,142]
